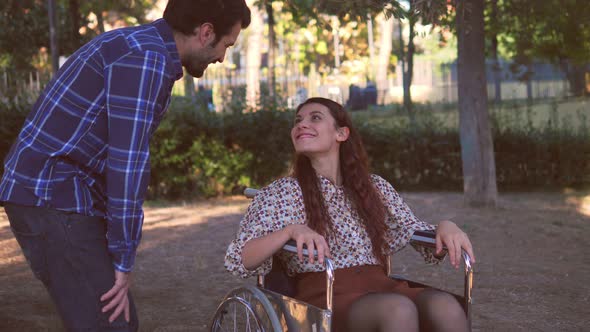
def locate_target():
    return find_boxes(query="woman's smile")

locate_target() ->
[295,132,316,140]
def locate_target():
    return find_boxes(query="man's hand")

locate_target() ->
[100,270,131,323]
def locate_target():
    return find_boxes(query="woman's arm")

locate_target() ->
[242,227,291,270]
[242,224,331,271]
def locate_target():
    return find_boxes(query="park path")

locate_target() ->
[1,191,589,331]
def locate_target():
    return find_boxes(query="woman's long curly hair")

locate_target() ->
[291,97,389,265]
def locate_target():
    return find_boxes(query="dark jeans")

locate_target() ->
[4,203,139,332]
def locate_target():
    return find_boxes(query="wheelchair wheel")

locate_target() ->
[210,285,282,332]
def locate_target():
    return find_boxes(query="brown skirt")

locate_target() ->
[293,265,427,332]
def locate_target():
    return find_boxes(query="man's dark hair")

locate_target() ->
[163,0,251,41]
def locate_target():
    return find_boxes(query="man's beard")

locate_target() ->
[187,67,205,78]
[186,64,206,78]
[184,58,209,78]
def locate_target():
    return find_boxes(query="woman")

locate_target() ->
[225,97,475,332]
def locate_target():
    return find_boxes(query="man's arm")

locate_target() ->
[104,50,167,272]
[102,50,168,322]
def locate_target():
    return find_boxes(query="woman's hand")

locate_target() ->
[286,224,331,265]
[435,220,476,268]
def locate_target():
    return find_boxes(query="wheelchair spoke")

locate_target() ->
[246,306,252,332]
[233,302,237,331]
[210,287,281,332]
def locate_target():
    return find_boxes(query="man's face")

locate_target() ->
[183,22,241,78]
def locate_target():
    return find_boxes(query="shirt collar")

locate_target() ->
[317,174,344,201]
[153,18,184,81]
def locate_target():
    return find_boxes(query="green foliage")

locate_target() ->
[499,0,590,65]
[222,109,295,186]
[187,137,254,197]
[0,0,153,74]
[150,128,255,198]
[147,98,248,198]
[80,0,154,25]
[491,102,590,189]
[1,97,589,200]
[0,2,54,71]
[148,96,293,199]
[0,99,29,175]
[219,85,248,115]
[283,0,407,23]
[494,0,590,96]
[146,97,590,198]
[359,115,463,190]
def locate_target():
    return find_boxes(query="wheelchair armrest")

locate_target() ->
[409,229,474,325]
[246,188,336,310]
[244,188,259,198]
[411,229,438,248]
[283,239,318,258]
[276,240,335,311]
[410,230,473,270]
[282,240,335,281]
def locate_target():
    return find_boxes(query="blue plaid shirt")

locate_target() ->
[0,19,183,272]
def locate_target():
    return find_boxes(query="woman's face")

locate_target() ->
[291,103,348,158]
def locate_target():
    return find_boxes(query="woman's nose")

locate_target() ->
[296,121,308,129]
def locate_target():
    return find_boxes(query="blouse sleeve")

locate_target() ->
[371,174,445,264]
[224,178,305,278]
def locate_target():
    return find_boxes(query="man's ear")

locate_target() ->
[195,23,216,45]
[336,127,350,142]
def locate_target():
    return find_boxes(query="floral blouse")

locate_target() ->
[225,174,442,278]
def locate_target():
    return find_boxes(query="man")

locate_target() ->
[0,0,250,330]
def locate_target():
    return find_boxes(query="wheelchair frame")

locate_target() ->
[210,188,474,332]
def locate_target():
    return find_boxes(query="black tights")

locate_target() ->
[346,289,468,332]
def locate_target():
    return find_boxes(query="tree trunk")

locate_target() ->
[68,0,82,49]
[376,14,393,104]
[367,14,375,81]
[400,1,416,124]
[96,10,106,34]
[490,0,502,104]
[403,10,416,118]
[456,0,498,206]
[332,16,341,69]
[562,61,588,97]
[398,19,405,98]
[265,0,276,103]
[48,0,59,75]
[245,1,263,109]
[526,64,533,103]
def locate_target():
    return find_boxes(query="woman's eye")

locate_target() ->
[312,115,321,120]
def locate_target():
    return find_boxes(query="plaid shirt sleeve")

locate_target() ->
[104,50,167,272]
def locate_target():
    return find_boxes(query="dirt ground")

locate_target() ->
[1,190,589,331]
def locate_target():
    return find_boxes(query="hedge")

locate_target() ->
[1,97,588,200]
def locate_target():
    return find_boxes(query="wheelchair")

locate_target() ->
[210,188,474,331]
